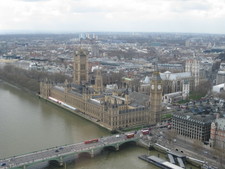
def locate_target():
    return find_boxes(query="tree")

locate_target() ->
[192,139,202,153]
[165,129,177,145]
[215,91,225,100]
[212,60,221,72]
[0,65,71,93]
[191,80,212,99]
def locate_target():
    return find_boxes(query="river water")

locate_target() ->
[0,82,156,169]
[0,82,199,169]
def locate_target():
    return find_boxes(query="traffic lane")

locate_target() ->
[101,134,137,143]
[160,136,218,164]
[0,134,140,168]
[7,142,102,164]
[173,142,219,166]
[1,148,69,167]
[176,144,215,160]
[6,148,65,166]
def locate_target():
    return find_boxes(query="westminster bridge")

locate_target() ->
[0,132,142,169]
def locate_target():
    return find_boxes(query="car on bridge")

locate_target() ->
[0,162,6,166]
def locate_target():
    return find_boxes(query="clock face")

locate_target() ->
[158,85,161,90]
[151,85,154,90]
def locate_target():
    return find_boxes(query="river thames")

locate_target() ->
[0,82,199,169]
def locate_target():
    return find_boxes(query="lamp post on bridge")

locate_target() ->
[64,162,67,169]
[91,149,94,158]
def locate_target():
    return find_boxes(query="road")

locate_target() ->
[0,132,140,169]
[151,127,220,168]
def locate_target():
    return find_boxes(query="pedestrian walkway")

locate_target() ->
[0,132,140,169]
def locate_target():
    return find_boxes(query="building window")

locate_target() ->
[81,64,85,70]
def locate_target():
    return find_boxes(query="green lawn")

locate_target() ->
[189,93,205,100]
[178,100,189,104]
[177,92,206,104]
[161,113,172,120]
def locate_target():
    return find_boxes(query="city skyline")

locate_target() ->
[0,0,225,34]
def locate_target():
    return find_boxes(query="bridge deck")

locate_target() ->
[0,133,140,169]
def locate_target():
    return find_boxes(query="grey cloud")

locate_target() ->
[71,7,112,14]
[172,1,211,13]
[185,3,211,11]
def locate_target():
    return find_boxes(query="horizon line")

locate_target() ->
[0,30,224,35]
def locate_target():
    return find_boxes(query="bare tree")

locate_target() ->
[194,80,212,97]
[0,65,71,93]
[192,139,202,153]
[165,129,177,145]
[216,91,225,100]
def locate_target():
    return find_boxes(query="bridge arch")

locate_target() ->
[78,152,92,159]
[103,145,118,151]
[119,140,137,150]
[49,159,63,167]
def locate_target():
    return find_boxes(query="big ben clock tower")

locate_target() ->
[150,71,163,124]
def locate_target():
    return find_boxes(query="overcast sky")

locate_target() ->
[0,0,225,34]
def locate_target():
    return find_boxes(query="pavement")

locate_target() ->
[0,132,140,169]
[148,127,221,168]
[1,125,221,169]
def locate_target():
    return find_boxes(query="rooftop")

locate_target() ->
[173,99,225,124]
[215,118,225,130]
[160,71,191,81]
[173,112,215,124]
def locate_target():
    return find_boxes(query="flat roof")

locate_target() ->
[147,156,183,169]
[163,161,184,169]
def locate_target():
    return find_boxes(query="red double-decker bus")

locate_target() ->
[141,129,149,135]
[84,139,99,144]
[126,133,135,139]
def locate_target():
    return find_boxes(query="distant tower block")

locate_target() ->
[91,45,100,57]
[73,49,88,85]
[150,71,163,124]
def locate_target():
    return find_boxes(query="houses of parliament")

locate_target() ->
[40,49,163,131]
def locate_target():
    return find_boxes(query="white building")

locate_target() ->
[212,83,225,93]
[163,91,183,104]
[216,71,225,85]
[160,71,191,97]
